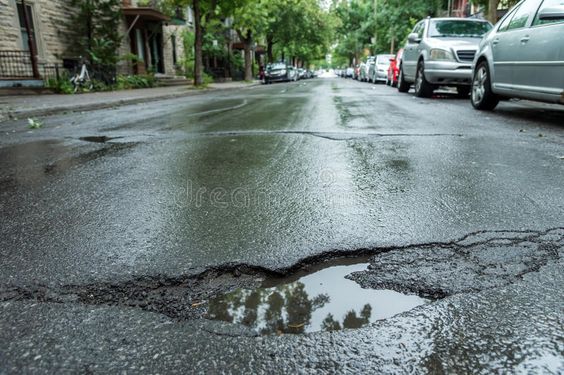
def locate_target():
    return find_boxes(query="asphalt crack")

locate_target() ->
[190,130,463,141]
[0,227,562,322]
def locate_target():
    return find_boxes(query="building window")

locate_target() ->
[16,1,38,53]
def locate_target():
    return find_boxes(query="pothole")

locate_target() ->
[206,259,429,335]
[79,136,119,143]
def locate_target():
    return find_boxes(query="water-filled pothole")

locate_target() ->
[79,136,119,143]
[207,260,429,334]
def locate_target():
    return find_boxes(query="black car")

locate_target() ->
[265,63,294,83]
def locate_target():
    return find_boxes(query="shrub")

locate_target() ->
[116,74,156,90]
[45,77,74,94]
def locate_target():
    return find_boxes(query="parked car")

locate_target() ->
[372,54,395,83]
[387,48,404,87]
[471,0,564,110]
[265,63,292,83]
[265,64,299,83]
[361,57,375,82]
[353,64,361,80]
[288,66,299,81]
[298,68,306,80]
[398,17,493,97]
[345,67,355,78]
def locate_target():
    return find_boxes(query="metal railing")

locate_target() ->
[0,50,35,78]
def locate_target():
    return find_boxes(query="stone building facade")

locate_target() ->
[0,0,191,83]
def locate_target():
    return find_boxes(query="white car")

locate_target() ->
[398,17,493,97]
[372,54,395,83]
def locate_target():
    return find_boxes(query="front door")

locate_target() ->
[492,0,542,89]
[512,0,564,94]
[148,30,164,74]
[402,21,425,80]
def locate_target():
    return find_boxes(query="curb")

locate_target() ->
[1,82,261,121]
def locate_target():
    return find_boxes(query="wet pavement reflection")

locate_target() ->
[207,262,429,334]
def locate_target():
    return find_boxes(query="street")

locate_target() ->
[1,78,563,373]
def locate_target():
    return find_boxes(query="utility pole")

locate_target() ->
[21,0,40,79]
[373,0,378,54]
[447,0,452,17]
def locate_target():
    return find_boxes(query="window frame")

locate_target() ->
[531,0,564,27]
[16,1,38,54]
[505,0,544,31]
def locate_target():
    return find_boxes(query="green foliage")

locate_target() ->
[202,72,214,85]
[68,0,122,67]
[265,0,336,65]
[330,0,444,64]
[179,29,196,78]
[116,74,157,90]
[27,118,43,129]
[45,77,74,94]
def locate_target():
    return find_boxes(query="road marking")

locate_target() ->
[185,100,248,117]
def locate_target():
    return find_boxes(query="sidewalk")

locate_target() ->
[0,81,261,122]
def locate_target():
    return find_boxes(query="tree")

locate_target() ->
[161,0,220,85]
[69,0,122,67]
[263,0,335,66]
[219,0,269,81]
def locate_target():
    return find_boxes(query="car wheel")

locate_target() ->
[414,61,434,98]
[471,61,499,110]
[397,66,410,93]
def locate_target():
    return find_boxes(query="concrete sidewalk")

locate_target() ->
[0,81,261,122]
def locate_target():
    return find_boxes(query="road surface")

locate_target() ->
[1,78,563,373]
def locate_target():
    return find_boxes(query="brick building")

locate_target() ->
[0,0,192,87]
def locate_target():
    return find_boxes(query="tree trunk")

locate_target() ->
[193,0,203,86]
[266,35,274,63]
[243,41,253,81]
[238,30,253,81]
[488,0,499,23]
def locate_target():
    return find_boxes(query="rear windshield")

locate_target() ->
[268,63,286,70]
[376,55,394,64]
[429,20,492,38]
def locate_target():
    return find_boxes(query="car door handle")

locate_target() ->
[492,38,499,46]
[520,36,530,43]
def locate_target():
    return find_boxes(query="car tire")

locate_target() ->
[397,65,410,93]
[471,61,499,111]
[414,61,434,98]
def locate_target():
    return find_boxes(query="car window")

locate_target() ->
[376,55,394,64]
[417,21,426,38]
[532,0,564,25]
[411,21,424,39]
[428,20,492,37]
[507,0,542,29]
[269,63,286,70]
[498,5,520,31]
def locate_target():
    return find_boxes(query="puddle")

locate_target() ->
[207,261,429,335]
[79,136,118,143]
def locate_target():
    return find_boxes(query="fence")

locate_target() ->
[0,50,35,78]
[0,51,115,84]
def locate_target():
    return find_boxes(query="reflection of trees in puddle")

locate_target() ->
[208,282,372,334]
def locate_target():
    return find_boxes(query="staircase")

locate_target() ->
[155,75,191,87]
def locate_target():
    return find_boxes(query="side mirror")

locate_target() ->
[538,6,564,21]
[408,33,421,44]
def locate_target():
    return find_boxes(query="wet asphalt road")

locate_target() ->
[1,78,563,373]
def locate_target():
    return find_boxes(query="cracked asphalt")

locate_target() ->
[1,78,563,373]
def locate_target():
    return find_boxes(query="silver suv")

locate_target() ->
[471,0,564,110]
[398,17,493,97]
